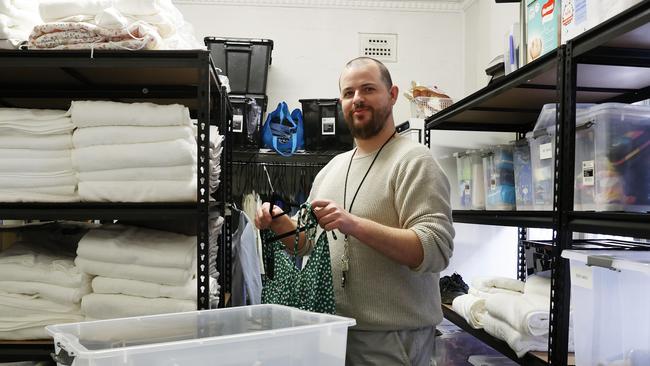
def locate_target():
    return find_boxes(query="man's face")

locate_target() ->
[339,63,397,139]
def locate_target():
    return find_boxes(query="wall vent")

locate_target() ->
[359,33,397,62]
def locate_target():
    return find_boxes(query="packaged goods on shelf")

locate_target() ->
[513,139,534,210]
[455,151,485,210]
[482,145,515,211]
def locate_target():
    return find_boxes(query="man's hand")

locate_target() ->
[311,199,359,236]
[254,202,285,230]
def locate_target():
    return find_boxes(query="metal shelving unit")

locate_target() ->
[0,49,229,362]
[426,2,650,364]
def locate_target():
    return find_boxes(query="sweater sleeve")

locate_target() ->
[393,151,455,273]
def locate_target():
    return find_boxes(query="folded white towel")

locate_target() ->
[0,107,68,122]
[0,157,72,173]
[75,257,194,286]
[114,0,161,15]
[0,191,80,202]
[92,275,218,301]
[0,314,84,333]
[0,117,73,134]
[482,313,548,358]
[77,225,196,270]
[0,133,72,149]
[0,325,50,340]
[39,0,111,22]
[524,273,551,298]
[79,179,196,202]
[70,101,190,128]
[0,254,86,288]
[468,286,523,300]
[0,172,76,188]
[79,165,195,182]
[73,125,195,148]
[451,294,486,329]
[472,276,524,294]
[81,293,196,320]
[0,279,91,305]
[485,292,550,337]
[0,292,81,316]
[0,148,71,159]
[72,138,196,172]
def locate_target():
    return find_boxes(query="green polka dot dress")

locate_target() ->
[261,203,336,314]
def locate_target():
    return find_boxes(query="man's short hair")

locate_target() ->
[343,57,393,90]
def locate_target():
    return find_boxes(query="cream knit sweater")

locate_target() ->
[301,134,455,331]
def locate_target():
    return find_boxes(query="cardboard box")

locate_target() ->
[526,0,561,63]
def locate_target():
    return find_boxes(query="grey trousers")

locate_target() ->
[345,326,436,366]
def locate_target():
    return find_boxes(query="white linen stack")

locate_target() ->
[70,100,199,202]
[0,0,41,49]
[453,274,574,358]
[75,224,218,320]
[29,0,200,50]
[0,242,88,340]
[0,108,78,202]
[208,125,224,194]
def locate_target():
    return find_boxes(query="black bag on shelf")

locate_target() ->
[299,98,353,152]
[230,94,267,149]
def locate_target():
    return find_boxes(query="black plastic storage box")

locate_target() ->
[299,99,353,152]
[205,37,273,95]
[229,94,268,149]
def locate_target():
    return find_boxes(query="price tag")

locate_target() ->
[233,115,244,133]
[571,265,593,289]
[322,117,336,135]
[582,160,594,186]
[540,143,553,160]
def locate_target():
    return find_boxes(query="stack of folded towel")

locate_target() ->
[452,274,574,358]
[0,108,78,202]
[29,0,199,50]
[208,125,224,194]
[0,0,40,49]
[0,242,89,339]
[74,224,218,320]
[70,100,199,202]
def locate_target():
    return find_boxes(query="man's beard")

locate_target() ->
[344,103,390,139]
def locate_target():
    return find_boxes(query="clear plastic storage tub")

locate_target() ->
[562,250,650,366]
[46,304,356,366]
[482,145,515,210]
[574,103,650,213]
[455,151,485,210]
[513,139,533,210]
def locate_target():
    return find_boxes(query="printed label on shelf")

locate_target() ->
[582,160,594,186]
[322,117,336,135]
[571,265,593,289]
[540,143,553,160]
[233,115,244,133]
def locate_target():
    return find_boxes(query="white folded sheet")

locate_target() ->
[0,279,91,305]
[92,275,218,301]
[451,294,486,329]
[524,273,551,298]
[0,325,50,340]
[0,107,68,122]
[81,293,196,320]
[0,292,81,316]
[472,276,525,294]
[72,138,196,171]
[79,165,195,182]
[0,191,80,202]
[0,256,86,288]
[75,257,194,286]
[0,157,72,173]
[0,118,73,134]
[0,314,84,333]
[0,148,71,159]
[70,101,191,128]
[468,287,522,300]
[482,313,548,358]
[77,225,196,270]
[78,179,196,202]
[114,0,161,15]
[0,133,72,149]
[73,125,195,148]
[38,0,111,22]
[485,292,550,337]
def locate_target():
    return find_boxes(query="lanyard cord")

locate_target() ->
[343,132,395,214]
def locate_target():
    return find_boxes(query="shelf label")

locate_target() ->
[233,114,244,133]
[322,117,336,135]
[582,160,594,186]
[571,265,593,289]
[540,143,553,160]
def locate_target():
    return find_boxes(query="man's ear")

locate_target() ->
[389,85,399,105]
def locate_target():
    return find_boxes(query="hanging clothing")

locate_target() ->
[231,210,262,306]
[261,203,335,314]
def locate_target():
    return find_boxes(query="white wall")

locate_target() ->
[175,2,464,124]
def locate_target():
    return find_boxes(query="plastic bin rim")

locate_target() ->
[204,36,274,47]
[47,305,356,357]
[299,98,340,103]
[562,249,650,274]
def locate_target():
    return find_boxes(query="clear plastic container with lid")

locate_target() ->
[482,145,515,210]
[513,139,533,210]
[454,150,485,210]
[574,103,650,213]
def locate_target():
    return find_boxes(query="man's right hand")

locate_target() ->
[255,202,285,230]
